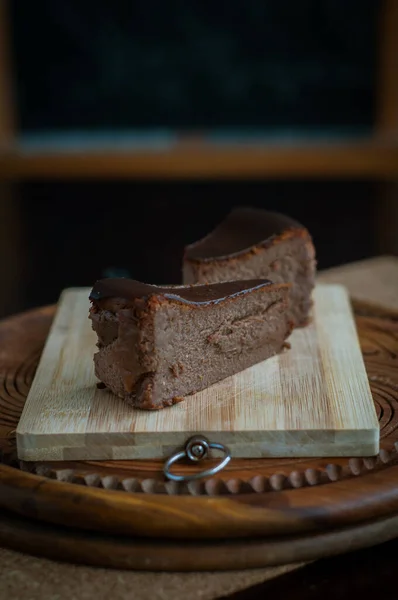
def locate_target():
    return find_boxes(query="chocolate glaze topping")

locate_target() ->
[184,207,302,262]
[90,278,274,306]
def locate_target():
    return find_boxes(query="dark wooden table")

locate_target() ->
[0,256,397,600]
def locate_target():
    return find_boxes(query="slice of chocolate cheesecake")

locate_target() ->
[183,207,316,327]
[89,278,293,410]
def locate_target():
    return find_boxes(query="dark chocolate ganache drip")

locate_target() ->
[184,207,302,261]
[90,278,274,306]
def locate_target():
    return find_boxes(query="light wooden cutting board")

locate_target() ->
[16,284,379,461]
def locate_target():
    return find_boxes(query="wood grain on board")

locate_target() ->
[0,284,397,565]
[16,284,379,462]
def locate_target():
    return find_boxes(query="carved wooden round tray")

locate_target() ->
[1,303,398,571]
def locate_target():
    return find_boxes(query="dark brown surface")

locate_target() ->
[90,277,274,305]
[184,207,302,261]
[1,505,398,573]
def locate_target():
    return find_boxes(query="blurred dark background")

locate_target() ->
[0,0,397,319]
[15,183,379,310]
[11,1,378,133]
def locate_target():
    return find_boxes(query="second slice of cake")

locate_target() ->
[89,278,293,410]
[183,207,316,328]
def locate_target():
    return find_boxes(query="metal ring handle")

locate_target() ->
[163,435,231,482]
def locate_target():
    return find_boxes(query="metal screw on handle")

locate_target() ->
[163,435,231,482]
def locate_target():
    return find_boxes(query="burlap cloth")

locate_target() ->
[1,258,396,599]
[0,547,303,599]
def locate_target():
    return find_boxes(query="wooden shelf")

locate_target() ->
[1,2,397,182]
[0,139,398,179]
